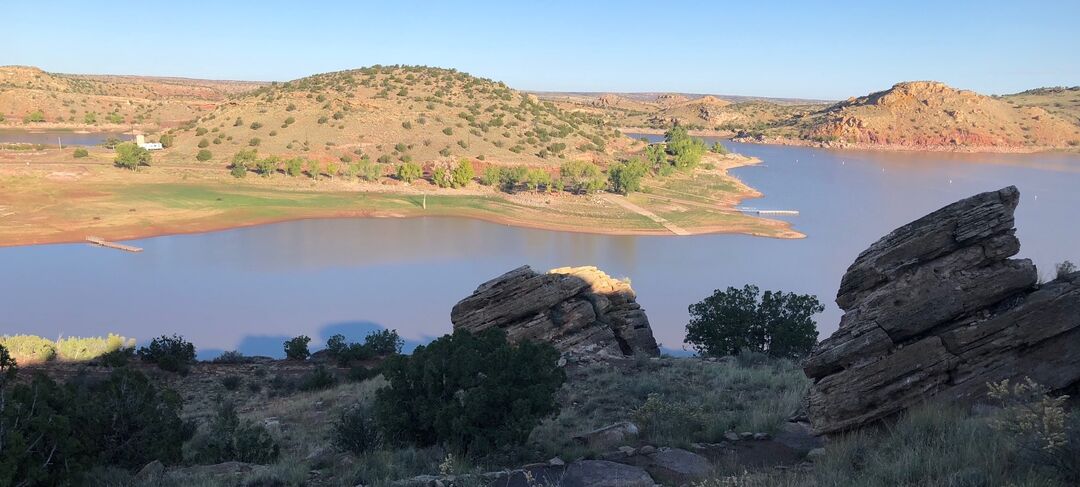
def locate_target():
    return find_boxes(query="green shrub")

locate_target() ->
[198,138,210,148]
[97,347,134,367]
[73,148,89,158]
[299,365,337,392]
[685,284,823,359]
[250,121,263,130]
[186,401,279,465]
[195,127,208,136]
[396,161,422,183]
[212,350,251,364]
[196,149,212,161]
[23,109,45,123]
[348,365,380,383]
[55,334,135,361]
[159,133,174,148]
[248,137,261,147]
[665,126,706,170]
[0,335,56,362]
[324,330,403,367]
[375,329,565,456]
[221,375,242,391]
[137,334,196,373]
[72,368,194,467]
[560,160,604,194]
[333,405,382,454]
[283,335,311,360]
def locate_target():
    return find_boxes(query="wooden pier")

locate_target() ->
[86,236,143,253]
[739,208,800,216]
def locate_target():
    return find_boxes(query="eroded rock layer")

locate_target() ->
[450,265,660,357]
[805,186,1080,434]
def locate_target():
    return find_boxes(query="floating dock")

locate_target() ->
[739,208,800,216]
[85,236,143,253]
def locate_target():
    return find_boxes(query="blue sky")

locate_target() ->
[4,1,1077,99]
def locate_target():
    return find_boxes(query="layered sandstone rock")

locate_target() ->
[805,186,1080,434]
[450,265,660,357]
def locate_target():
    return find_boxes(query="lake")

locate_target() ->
[1,140,1078,358]
[0,129,128,147]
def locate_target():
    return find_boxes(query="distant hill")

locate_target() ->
[167,66,625,167]
[0,65,264,128]
[797,81,1080,148]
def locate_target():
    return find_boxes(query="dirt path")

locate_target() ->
[601,194,690,236]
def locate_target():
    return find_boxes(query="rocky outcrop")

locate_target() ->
[805,186,1080,435]
[451,266,660,357]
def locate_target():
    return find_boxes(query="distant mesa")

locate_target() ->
[451,265,660,357]
[805,186,1080,435]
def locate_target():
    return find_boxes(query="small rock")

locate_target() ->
[638,445,656,455]
[689,442,706,451]
[643,448,711,485]
[549,457,566,466]
[134,460,165,481]
[753,433,771,441]
[557,357,568,367]
[723,432,740,442]
[806,448,827,461]
[739,432,754,439]
[573,421,640,450]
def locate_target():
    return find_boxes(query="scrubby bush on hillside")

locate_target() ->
[0,335,56,362]
[186,401,279,465]
[324,330,403,367]
[55,334,135,361]
[333,405,382,454]
[374,329,564,456]
[0,367,193,485]
[113,142,151,171]
[137,334,196,373]
[283,335,311,360]
[1057,260,1077,279]
[196,149,212,161]
[73,147,89,158]
[685,284,822,359]
[299,364,337,391]
[23,110,45,123]
[159,133,175,148]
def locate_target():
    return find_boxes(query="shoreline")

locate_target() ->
[621,127,1078,154]
[0,151,802,248]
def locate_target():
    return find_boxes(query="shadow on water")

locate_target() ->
[199,320,428,360]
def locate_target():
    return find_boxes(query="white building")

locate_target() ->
[135,134,163,151]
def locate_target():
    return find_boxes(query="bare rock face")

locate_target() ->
[805,186,1080,435]
[451,265,660,357]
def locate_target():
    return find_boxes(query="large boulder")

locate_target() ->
[451,265,660,357]
[561,460,657,487]
[805,186,1080,435]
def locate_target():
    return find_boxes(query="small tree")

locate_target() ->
[256,156,278,178]
[684,284,823,359]
[283,335,311,360]
[560,160,604,194]
[113,142,151,171]
[608,157,649,194]
[286,157,304,177]
[451,159,474,187]
[159,133,175,148]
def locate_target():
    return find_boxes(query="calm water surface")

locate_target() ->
[1,140,1077,358]
[0,129,127,146]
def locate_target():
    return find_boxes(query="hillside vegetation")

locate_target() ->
[0,65,262,129]
[165,65,626,168]
[547,82,1080,151]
